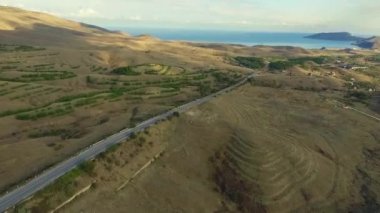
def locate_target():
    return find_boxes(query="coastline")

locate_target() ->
[111,27,356,49]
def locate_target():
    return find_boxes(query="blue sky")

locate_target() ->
[0,0,379,34]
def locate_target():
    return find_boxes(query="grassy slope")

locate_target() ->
[18,78,380,212]
[0,6,251,192]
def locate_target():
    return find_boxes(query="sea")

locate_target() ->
[112,27,356,49]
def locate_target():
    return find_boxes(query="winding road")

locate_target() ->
[0,74,254,212]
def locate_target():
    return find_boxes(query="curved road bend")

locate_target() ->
[0,73,254,212]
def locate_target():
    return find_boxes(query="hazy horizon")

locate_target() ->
[109,26,374,37]
[0,0,379,35]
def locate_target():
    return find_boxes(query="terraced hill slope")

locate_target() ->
[19,76,380,212]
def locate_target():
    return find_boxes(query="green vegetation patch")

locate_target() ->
[0,44,46,52]
[78,161,96,175]
[344,91,372,105]
[367,54,380,63]
[212,72,239,85]
[0,108,35,117]
[235,57,266,69]
[29,128,83,139]
[269,60,294,71]
[199,83,212,96]
[16,106,73,120]
[26,160,95,212]
[111,67,140,76]
[0,71,76,82]
[288,56,329,65]
[269,56,329,71]
[20,71,76,81]
[40,167,83,196]
[0,91,106,118]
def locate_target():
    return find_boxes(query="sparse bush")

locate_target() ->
[199,83,212,96]
[130,133,137,139]
[144,129,150,135]
[86,76,95,84]
[16,107,73,120]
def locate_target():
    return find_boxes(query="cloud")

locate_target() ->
[0,0,379,34]
[128,16,142,21]
[70,8,100,18]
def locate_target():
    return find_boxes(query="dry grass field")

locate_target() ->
[0,6,252,192]
[0,41,250,191]
[15,75,380,212]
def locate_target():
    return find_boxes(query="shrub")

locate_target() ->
[112,67,140,75]
[345,91,371,101]
[15,107,73,120]
[173,111,180,117]
[86,76,94,84]
[79,161,95,175]
[130,133,137,139]
[199,83,212,96]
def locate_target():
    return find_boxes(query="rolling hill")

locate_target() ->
[0,6,253,194]
[355,36,380,49]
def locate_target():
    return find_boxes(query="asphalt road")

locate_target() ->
[0,74,253,212]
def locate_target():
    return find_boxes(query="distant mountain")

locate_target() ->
[354,36,380,49]
[305,32,364,41]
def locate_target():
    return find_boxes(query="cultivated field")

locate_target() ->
[0,42,247,192]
